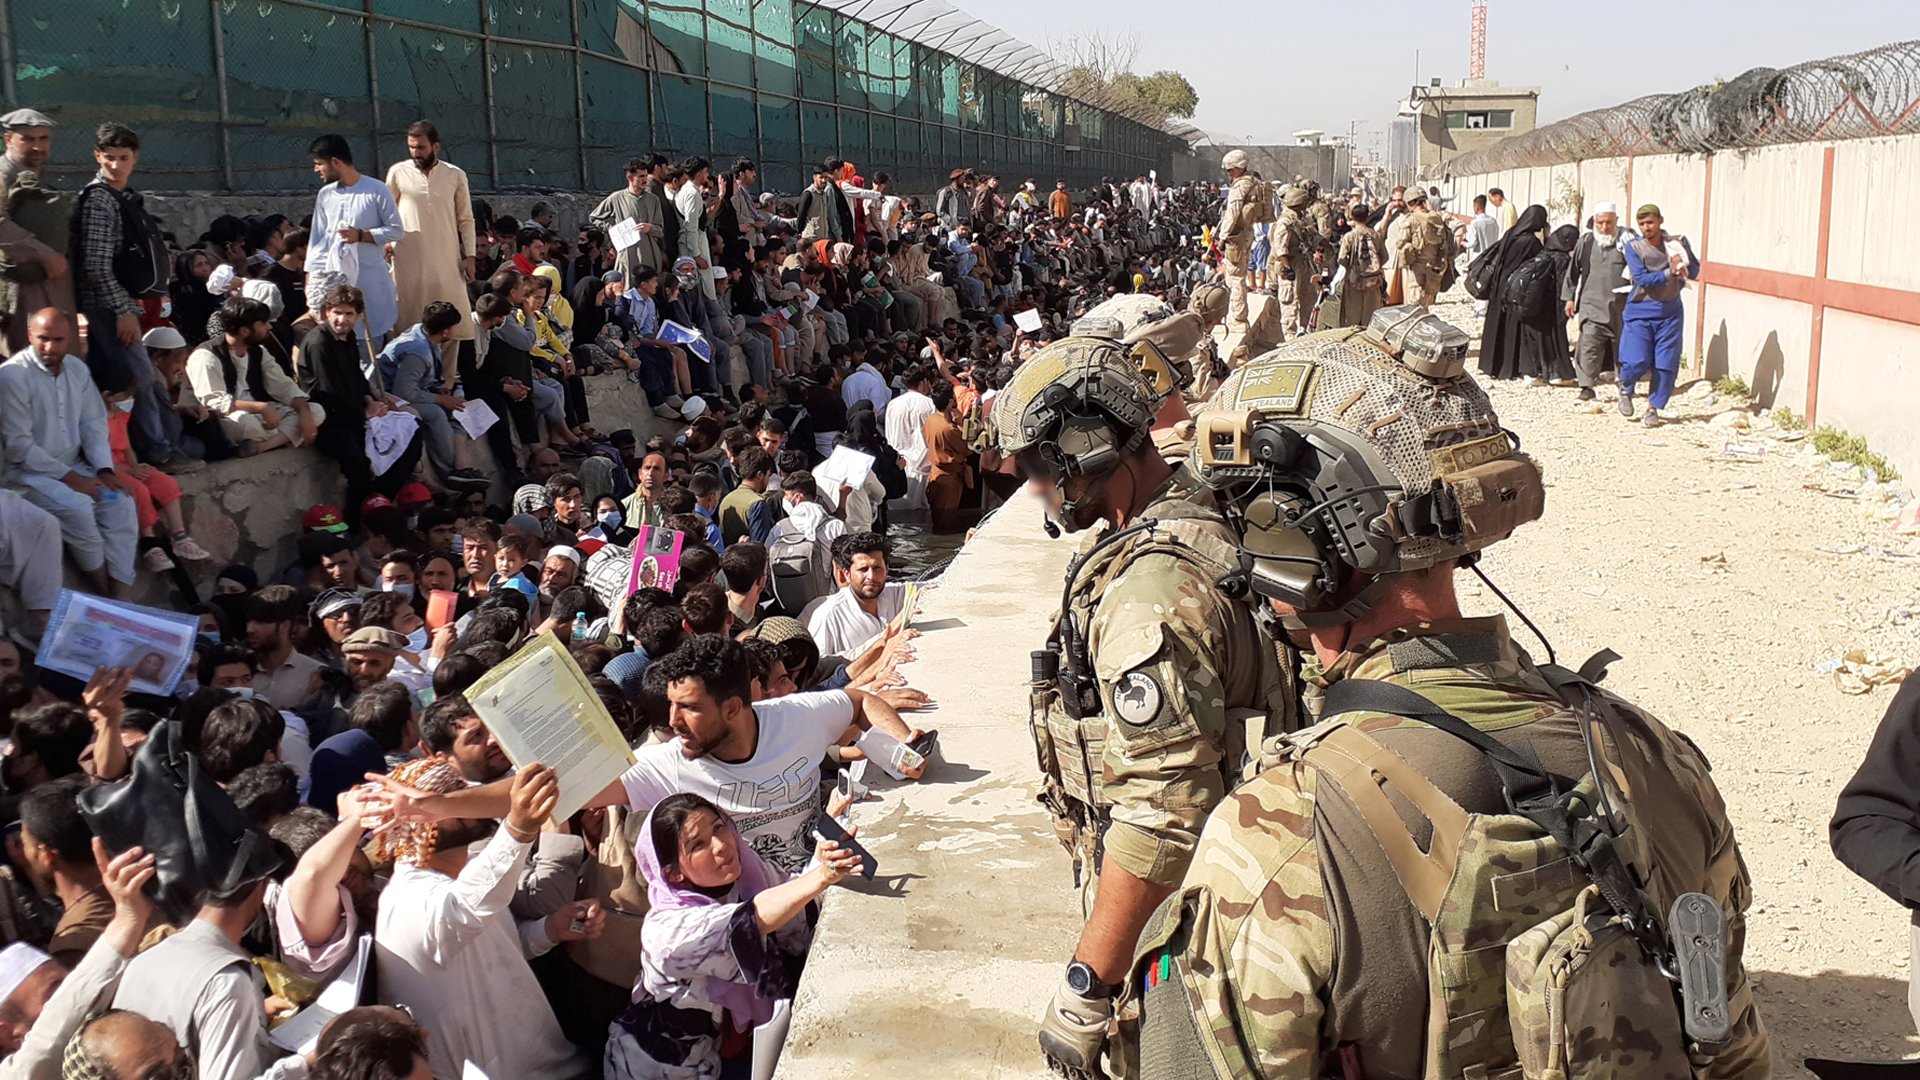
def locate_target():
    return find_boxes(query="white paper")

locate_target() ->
[366,411,419,477]
[1013,308,1043,334]
[855,728,923,780]
[456,397,500,440]
[466,635,637,822]
[462,1064,492,1080]
[1664,238,1690,289]
[609,218,643,252]
[812,445,875,492]
[269,935,373,1054]
[751,998,793,1080]
[38,590,199,696]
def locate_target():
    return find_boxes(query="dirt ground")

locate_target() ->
[1405,290,1920,1074]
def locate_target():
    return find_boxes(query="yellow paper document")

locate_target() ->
[465,633,636,821]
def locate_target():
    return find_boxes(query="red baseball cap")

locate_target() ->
[303,505,347,533]
[361,494,396,516]
[396,482,433,508]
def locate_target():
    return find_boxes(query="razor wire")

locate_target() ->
[1447,39,1920,174]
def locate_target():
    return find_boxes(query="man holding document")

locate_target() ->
[368,634,924,877]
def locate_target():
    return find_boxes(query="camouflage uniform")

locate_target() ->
[1275,203,1324,339]
[1035,475,1297,898]
[1218,175,1265,335]
[1129,618,1770,1080]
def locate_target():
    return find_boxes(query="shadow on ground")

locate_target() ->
[1755,968,1919,1077]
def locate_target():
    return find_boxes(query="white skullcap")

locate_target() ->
[239,277,284,319]
[0,942,53,1005]
[205,263,236,295]
[546,544,583,567]
[1593,202,1619,217]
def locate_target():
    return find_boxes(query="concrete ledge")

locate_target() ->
[143,370,673,597]
[776,494,1078,1080]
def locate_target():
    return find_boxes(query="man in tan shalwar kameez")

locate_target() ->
[589,156,667,289]
[385,120,475,385]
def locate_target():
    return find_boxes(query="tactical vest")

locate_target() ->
[1028,496,1288,894]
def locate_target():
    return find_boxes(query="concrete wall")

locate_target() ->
[1168,144,1349,189]
[125,370,674,607]
[1441,130,1920,481]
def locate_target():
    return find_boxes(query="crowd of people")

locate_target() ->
[0,94,1248,1080]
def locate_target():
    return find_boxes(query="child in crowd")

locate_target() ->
[98,369,213,573]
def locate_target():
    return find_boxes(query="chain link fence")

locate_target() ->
[2,0,1186,194]
[1447,39,1920,175]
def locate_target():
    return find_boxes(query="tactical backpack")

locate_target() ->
[1503,251,1561,319]
[1240,181,1276,228]
[1406,210,1453,274]
[1348,232,1386,291]
[766,517,834,614]
[1294,668,1733,1080]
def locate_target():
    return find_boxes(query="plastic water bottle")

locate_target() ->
[571,612,589,643]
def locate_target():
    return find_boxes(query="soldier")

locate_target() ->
[1127,307,1770,1080]
[1216,150,1267,337]
[1275,186,1326,339]
[988,334,1296,1079]
[1397,188,1457,309]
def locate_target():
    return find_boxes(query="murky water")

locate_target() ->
[886,514,968,581]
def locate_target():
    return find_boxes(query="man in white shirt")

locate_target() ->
[374,762,600,1080]
[370,637,922,879]
[883,366,934,511]
[0,309,138,596]
[674,157,716,300]
[804,532,908,657]
[840,354,890,421]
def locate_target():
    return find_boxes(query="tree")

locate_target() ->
[1136,71,1198,119]
[1046,31,1199,126]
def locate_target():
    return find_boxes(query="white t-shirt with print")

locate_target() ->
[619,689,854,875]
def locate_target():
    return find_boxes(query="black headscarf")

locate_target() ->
[1476,205,1551,379]
[1545,224,1579,253]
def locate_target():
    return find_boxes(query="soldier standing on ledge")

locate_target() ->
[988,333,1296,1079]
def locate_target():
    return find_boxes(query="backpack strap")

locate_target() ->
[1297,723,1469,921]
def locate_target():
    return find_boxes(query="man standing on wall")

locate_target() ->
[0,108,71,351]
[385,120,475,386]
[1216,150,1263,337]
[1617,204,1699,428]
[590,156,668,286]
[306,134,404,345]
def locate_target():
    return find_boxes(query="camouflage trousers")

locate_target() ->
[1278,273,1321,338]
[1221,240,1253,334]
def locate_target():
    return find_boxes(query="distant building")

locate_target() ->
[1407,78,1540,176]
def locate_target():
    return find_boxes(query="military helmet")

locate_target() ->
[1281,185,1313,210]
[1189,306,1544,627]
[1189,280,1229,325]
[1076,301,1195,400]
[991,333,1157,515]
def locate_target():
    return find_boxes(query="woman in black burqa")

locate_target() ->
[1478,205,1573,382]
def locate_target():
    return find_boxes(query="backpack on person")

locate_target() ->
[1464,245,1503,300]
[1502,251,1560,319]
[71,180,171,299]
[767,517,835,613]
[1405,210,1453,275]
[1347,231,1386,291]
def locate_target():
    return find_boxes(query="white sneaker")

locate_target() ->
[171,535,212,561]
[1522,376,1548,388]
[653,404,682,420]
[140,547,176,573]
[1641,409,1663,428]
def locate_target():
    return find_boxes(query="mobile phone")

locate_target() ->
[812,812,878,880]
[908,730,939,760]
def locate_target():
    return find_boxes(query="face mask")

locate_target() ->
[598,510,622,532]
[451,534,465,554]
[229,686,255,699]
[405,515,419,531]
[383,582,415,598]
[113,398,135,413]
[406,627,430,653]
[160,298,173,318]
[197,631,221,648]
[175,678,199,699]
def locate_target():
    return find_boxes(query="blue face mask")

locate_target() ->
[383,582,415,598]
[197,631,221,648]
[406,627,430,654]
[598,510,623,532]
[228,686,255,700]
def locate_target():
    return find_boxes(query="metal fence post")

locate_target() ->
[480,0,500,188]
[0,0,16,108]
[570,0,588,188]
[363,1,383,175]
[210,0,235,190]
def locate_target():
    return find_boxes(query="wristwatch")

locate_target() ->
[1065,959,1120,999]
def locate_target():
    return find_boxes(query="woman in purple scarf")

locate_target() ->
[605,793,862,1079]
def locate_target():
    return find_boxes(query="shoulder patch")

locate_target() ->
[1113,671,1164,728]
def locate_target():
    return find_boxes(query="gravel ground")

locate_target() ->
[1410,290,1920,1073]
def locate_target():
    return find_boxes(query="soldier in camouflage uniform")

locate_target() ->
[1275,186,1327,340]
[987,333,1296,1079]
[1217,150,1266,337]
[1126,307,1769,1080]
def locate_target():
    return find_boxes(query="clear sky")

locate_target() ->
[948,0,1917,151]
